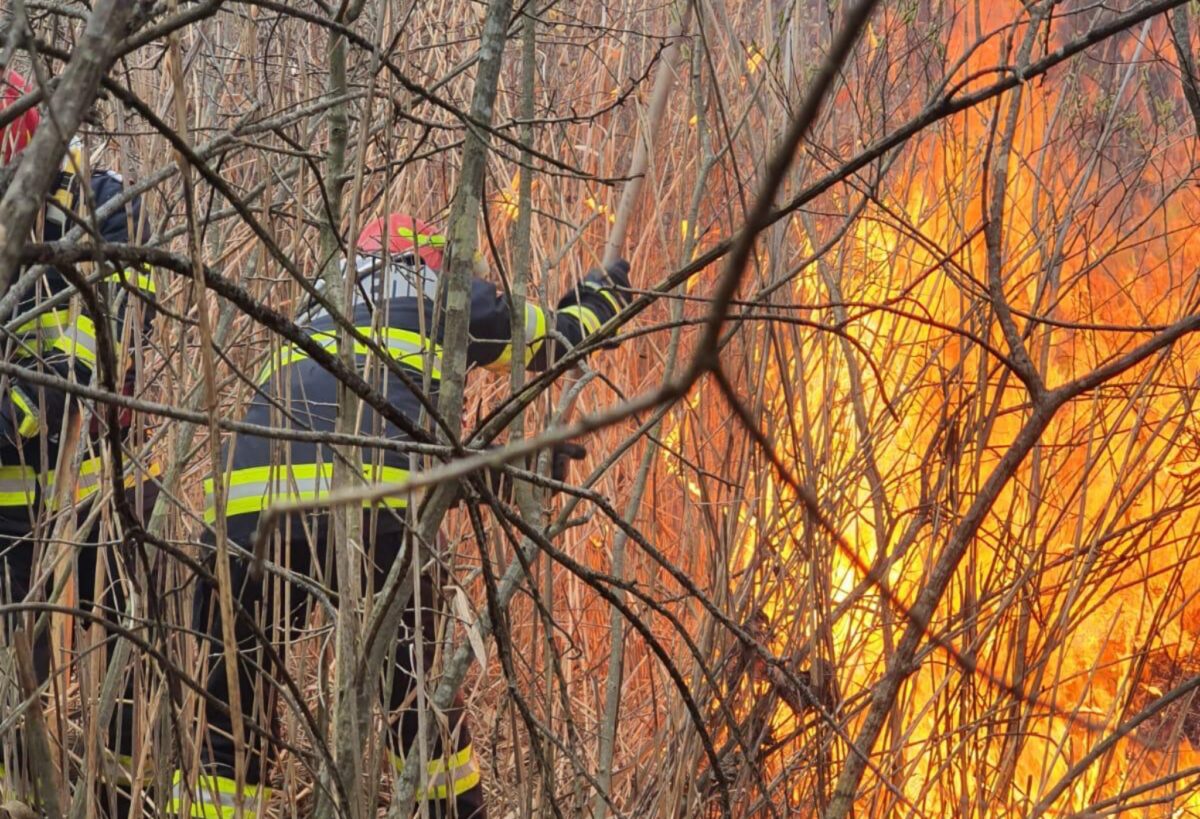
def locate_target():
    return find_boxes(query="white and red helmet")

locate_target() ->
[357,213,446,270]
[0,70,39,165]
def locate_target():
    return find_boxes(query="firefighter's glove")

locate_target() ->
[483,443,586,502]
[583,259,633,309]
[550,442,587,484]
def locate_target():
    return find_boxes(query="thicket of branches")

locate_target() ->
[4,0,1200,816]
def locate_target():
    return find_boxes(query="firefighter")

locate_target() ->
[169,214,631,818]
[0,68,156,809]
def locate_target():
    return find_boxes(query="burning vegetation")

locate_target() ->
[4,0,1200,817]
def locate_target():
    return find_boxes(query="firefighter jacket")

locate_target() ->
[208,254,631,541]
[0,153,156,523]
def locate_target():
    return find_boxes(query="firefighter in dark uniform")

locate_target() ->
[0,68,156,805]
[170,213,631,818]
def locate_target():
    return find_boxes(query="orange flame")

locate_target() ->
[666,3,1200,814]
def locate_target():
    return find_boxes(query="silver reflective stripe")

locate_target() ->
[524,302,547,348]
[428,755,480,791]
[73,457,104,499]
[0,476,30,494]
[225,474,331,504]
[59,322,98,360]
[44,202,68,229]
[171,781,242,809]
[380,331,432,361]
[0,468,37,506]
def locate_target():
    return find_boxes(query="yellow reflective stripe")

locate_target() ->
[377,326,444,381]
[171,770,269,797]
[0,465,38,506]
[387,744,480,799]
[52,184,73,211]
[586,281,623,313]
[40,457,152,506]
[75,456,104,502]
[44,182,72,232]
[169,770,268,819]
[137,460,164,483]
[259,327,442,383]
[379,327,441,355]
[488,303,548,371]
[262,343,439,381]
[16,310,98,367]
[63,144,84,176]
[48,334,97,367]
[559,304,602,335]
[9,386,40,438]
[42,456,105,506]
[523,303,548,364]
[434,744,475,772]
[203,462,411,523]
[395,225,446,247]
[17,309,71,335]
[444,765,482,799]
[257,332,337,381]
[108,267,157,295]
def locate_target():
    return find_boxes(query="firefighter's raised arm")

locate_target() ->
[468,258,633,372]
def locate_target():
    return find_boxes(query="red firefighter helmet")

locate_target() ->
[0,70,39,165]
[356,213,446,270]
